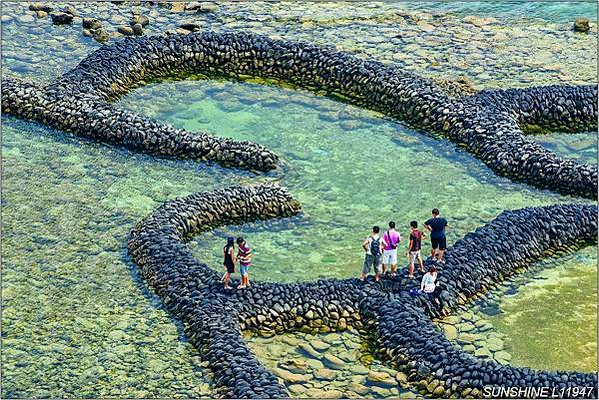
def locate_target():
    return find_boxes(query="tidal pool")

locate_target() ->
[116,78,596,283]
[2,1,598,398]
[438,246,598,373]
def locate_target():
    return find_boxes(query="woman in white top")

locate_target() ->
[421,266,441,306]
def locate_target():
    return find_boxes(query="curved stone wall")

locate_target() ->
[1,76,278,171]
[127,183,597,398]
[2,31,597,197]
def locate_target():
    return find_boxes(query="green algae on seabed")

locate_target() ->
[1,120,241,398]
[488,247,598,373]
[441,246,598,374]
[534,132,597,166]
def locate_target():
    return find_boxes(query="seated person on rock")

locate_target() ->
[421,266,442,307]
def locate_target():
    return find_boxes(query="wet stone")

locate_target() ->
[459,322,476,332]
[494,350,513,363]
[474,347,493,358]
[313,368,337,380]
[442,324,458,340]
[323,353,345,370]
[367,371,396,387]
[573,18,590,33]
[311,339,330,352]
[272,367,308,383]
[487,337,504,351]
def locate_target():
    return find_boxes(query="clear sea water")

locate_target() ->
[1,1,597,398]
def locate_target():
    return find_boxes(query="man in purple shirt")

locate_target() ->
[381,221,401,276]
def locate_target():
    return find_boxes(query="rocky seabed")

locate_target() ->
[2,31,598,398]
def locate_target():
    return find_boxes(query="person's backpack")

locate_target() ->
[370,236,381,255]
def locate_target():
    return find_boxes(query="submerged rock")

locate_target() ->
[573,18,590,33]
[50,12,73,25]
[28,3,53,12]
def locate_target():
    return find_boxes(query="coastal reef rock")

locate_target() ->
[128,182,598,398]
[2,30,598,398]
[2,31,597,197]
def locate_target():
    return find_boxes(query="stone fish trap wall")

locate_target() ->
[127,183,598,398]
[1,30,598,398]
[2,31,597,197]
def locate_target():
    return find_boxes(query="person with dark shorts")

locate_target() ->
[424,208,449,264]
[222,237,236,290]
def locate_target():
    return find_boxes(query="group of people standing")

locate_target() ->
[360,208,448,303]
[221,236,252,289]
[221,209,448,297]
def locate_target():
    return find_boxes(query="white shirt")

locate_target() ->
[421,272,436,293]
[364,234,380,256]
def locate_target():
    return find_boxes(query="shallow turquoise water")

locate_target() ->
[2,1,597,398]
[535,132,597,165]
[404,1,597,22]
[118,78,595,282]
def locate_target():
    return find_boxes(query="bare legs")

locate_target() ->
[238,272,251,289]
[223,272,232,289]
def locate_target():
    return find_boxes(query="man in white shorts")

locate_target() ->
[381,221,401,276]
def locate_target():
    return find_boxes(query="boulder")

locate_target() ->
[573,18,590,33]
[323,353,345,370]
[28,3,53,12]
[313,368,337,380]
[132,23,143,36]
[82,18,101,29]
[487,337,504,351]
[179,22,200,32]
[50,12,73,25]
[131,14,149,27]
[442,324,458,340]
[118,26,134,36]
[368,371,397,387]
[93,29,109,43]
